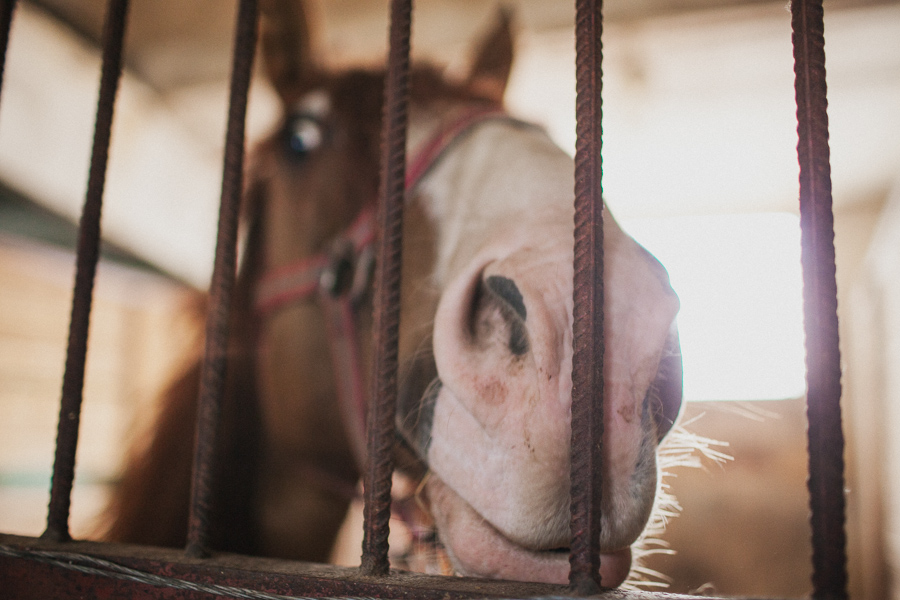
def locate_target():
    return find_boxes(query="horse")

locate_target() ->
[98,0,684,589]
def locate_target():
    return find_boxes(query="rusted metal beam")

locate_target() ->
[42,0,130,544]
[185,0,258,558]
[790,1,848,599]
[569,0,605,593]
[2,535,739,600]
[361,0,413,577]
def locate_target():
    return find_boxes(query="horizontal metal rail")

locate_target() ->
[2,534,734,600]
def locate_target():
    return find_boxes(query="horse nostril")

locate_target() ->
[469,275,529,356]
[485,275,526,321]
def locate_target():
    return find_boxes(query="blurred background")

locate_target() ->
[0,0,898,597]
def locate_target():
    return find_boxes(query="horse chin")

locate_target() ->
[426,475,632,588]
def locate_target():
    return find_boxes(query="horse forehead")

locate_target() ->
[292,89,331,117]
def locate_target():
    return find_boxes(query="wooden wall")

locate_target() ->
[0,232,195,538]
[639,197,892,598]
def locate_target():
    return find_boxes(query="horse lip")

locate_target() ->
[426,474,632,587]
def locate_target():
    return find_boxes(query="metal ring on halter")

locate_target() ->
[320,239,356,297]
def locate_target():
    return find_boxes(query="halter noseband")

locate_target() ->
[254,206,377,316]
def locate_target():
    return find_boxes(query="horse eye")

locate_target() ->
[285,115,324,156]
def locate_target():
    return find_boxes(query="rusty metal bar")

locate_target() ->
[791,1,848,598]
[185,0,258,559]
[569,0,605,593]
[41,0,130,543]
[3,532,751,600]
[360,0,412,577]
[2,534,569,600]
[0,0,16,101]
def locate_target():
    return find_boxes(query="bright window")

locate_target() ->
[624,213,806,401]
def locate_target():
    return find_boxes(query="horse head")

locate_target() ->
[249,0,683,587]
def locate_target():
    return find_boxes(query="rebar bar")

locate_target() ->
[791,1,848,598]
[569,0,605,593]
[42,0,130,544]
[185,0,258,559]
[360,0,412,577]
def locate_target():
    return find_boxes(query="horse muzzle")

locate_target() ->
[395,217,681,584]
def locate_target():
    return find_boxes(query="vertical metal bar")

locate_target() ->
[41,0,129,543]
[569,0,604,593]
[360,0,412,577]
[0,0,16,102]
[791,1,848,599]
[185,0,258,559]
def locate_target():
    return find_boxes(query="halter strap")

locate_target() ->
[405,106,507,191]
[252,105,519,471]
[254,205,377,315]
[254,105,514,315]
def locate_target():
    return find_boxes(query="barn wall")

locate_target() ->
[638,194,890,598]
[848,182,900,600]
[0,231,196,539]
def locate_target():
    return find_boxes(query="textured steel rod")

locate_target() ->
[569,0,605,593]
[360,0,412,577]
[185,0,258,559]
[0,0,16,102]
[41,0,130,543]
[791,1,848,598]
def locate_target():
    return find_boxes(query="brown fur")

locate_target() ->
[100,2,513,563]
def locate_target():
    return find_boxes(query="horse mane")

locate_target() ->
[97,339,202,547]
[98,184,267,553]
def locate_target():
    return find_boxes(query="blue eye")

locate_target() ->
[286,115,324,156]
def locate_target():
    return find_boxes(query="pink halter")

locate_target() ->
[253,105,513,467]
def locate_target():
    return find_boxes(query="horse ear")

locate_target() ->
[258,0,321,100]
[466,6,515,104]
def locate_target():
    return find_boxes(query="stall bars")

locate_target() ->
[0,0,847,598]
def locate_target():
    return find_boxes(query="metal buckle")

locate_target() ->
[320,239,356,297]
